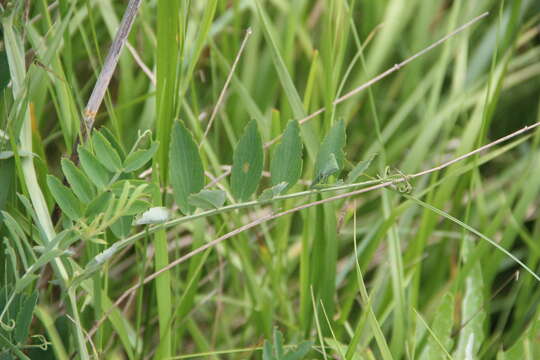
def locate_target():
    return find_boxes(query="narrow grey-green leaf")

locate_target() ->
[61,158,95,203]
[271,120,302,192]
[99,126,126,159]
[92,131,123,172]
[169,121,205,214]
[188,189,226,210]
[78,147,112,188]
[346,153,377,184]
[14,291,38,343]
[85,191,113,218]
[46,175,83,220]
[123,142,159,172]
[259,182,288,202]
[313,119,346,186]
[231,120,263,201]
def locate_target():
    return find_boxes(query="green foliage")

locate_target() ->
[61,159,95,204]
[78,147,112,188]
[271,120,303,192]
[346,154,376,184]
[123,142,159,172]
[231,120,264,201]
[262,328,312,360]
[312,119,346,186]
[169,120,205,215]
[46,175,83,221]
[2,1,540,359]
[92,131,123,172]
[188,190,226,210]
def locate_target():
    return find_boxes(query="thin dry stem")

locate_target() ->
[82,0,143,138]
[264,11,490,148]
[86,120,540,342]
[199,28,253,148]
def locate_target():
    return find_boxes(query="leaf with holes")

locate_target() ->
[271,120,302,192]
[169,121,205,214]
[231,120,263,201]
[188,189,226,210]
[312,119,346,186]
[47,175,83,220]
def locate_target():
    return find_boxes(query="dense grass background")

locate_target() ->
[1,0,540,358]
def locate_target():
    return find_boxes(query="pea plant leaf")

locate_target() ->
[346,153,377,184]
[259,182,288,202]
[231,120,263,201]
[312,119,346,186]
[188,189,226,210]
[271,120,302,192]
[78,146,112,188]
[169,121,205,214]
[92,130,123,172]
[123,142,159,172]
[14,290,38,344]
[262,328,312,360]
[47,175,83,221]
[61,158,95,203]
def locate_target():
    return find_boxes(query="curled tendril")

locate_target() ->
[393,168,412,193]
[32,334,51,350]
[0,318,15,331]
[376,166,413,193]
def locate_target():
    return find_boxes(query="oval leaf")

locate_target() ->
[271,120,302,192]
[92,130,123,172]
[312,119,346,186]
[85,191,113,219]
[123,142,159,172]
[46,175,83,220]
[169,121,205,214]
[188,189,226,210]
[61,158,95,203]
[78,146,112,188]
[231,120,263,201]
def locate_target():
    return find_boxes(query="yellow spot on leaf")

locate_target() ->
[243,162,250,173]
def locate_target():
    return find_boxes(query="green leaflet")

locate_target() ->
[259,182,288,202]
[0,50,9,93]
[61,158,95,203]
[92,131,123,172]
[262,328,312,360]
[46,175,83,221]
[14,291,38,344]
[123,142,159,172]
[231,120,264,201]
[188,189,226,210]
[169,121,205,214]
[312,119,346,186]
[271,120,303,192]
[99,126,126,159]
[346,153,377,184]
[78,146,112,188]
[85,191,113,219]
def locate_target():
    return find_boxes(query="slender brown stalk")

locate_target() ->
[80,0,143,141]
